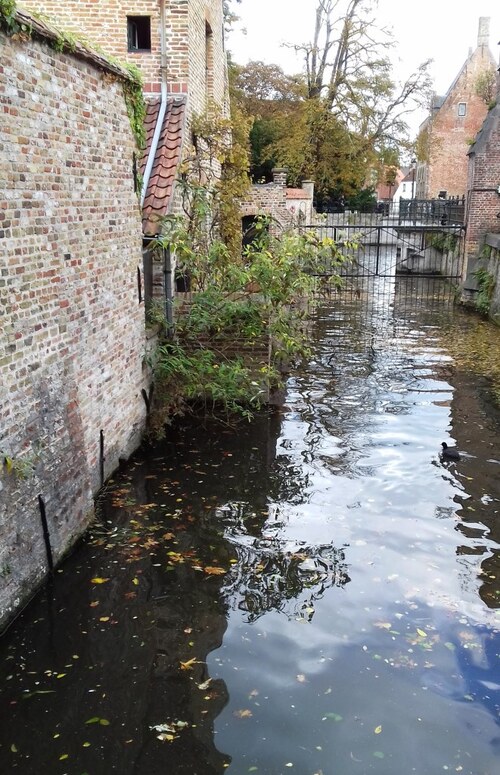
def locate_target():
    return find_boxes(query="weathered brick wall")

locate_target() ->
[422,46,495,199]
[0,27,149,629]
[465,102,500,265]
[26,0,228,109]
[241,170,293,236]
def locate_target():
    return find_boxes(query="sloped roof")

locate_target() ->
[140,97,186,236]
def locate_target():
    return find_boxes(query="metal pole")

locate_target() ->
[99,430,105,487]
[163,246,173,334]
[38,495,54,574]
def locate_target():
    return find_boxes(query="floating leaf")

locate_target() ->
[132,578,139,586]
[90,578,109,585]
[99,719,110,726]
[374,725,382,734]
[296,674,307,683]
[233,709,253,718]
[10,744,18,753]
[249,768,258,773]
[59,754,69,760]
[444,642,456,651]
[324,713,343,722]
[417,629,427,638]
[85,717,100,725]
[204,566,226,575]
[180,658,198,671]
[373,751,385,759]
[99,617,110,623]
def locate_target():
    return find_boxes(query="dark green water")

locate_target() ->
[1,283,499,775]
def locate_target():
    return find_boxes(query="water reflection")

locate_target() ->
[0,280,499,774]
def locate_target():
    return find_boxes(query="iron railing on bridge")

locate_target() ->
[317,196,465,226]
[398,197,465,226]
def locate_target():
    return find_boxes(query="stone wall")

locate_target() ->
[25,0,228,110]
[0,23,149,629]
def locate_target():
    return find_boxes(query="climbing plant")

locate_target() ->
[473,267,496,316]
[0,1,146,151]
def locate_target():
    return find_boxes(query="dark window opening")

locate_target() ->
[127,16,151,52]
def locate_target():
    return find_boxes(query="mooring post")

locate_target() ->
[37,494,54,574]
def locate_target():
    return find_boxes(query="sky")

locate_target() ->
[227,0,500,136]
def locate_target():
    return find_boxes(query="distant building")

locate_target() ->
[415,17,496,200]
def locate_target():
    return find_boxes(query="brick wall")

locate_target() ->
[241,169,294,236]
[26,0,228,111]
[417,44,495,199]
[0,25,149,629]
[463,100,500,293]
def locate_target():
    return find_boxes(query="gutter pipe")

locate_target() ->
[140,0,168,207]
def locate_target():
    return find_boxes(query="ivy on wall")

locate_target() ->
[0,1,146,151]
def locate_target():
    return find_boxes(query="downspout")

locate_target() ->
[140,0,168,207]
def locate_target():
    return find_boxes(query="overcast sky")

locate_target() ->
[227,0,500,135]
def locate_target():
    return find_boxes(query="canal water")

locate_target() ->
[1,279,499,775]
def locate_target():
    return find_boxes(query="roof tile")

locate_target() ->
[141,97,186,236]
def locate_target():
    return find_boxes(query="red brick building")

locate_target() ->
[26,0,230,234]
[415,17,496,200]
[462,60,500,320]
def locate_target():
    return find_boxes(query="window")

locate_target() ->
[458,102,467,117]
[127,16,151,52]
[205,21,214,102]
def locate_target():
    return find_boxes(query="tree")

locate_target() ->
[279,0,432,199]
[231,60,304,180]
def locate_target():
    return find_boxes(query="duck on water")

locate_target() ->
[441,442,460,460]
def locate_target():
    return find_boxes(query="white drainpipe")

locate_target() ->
[140,0,168,208]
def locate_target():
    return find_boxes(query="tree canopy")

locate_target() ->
[231,0,432,204]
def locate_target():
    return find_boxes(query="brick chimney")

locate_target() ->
[272,168,287,186]
[477,17,490,48]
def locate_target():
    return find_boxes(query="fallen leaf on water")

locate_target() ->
[90,601,100,608]
[233,709,253,718]
[197,679,212,691]
[10,744,18,753]
[204,566,226,575]
[323,713,343,722]
[99,719,110,726]
[180,658,198,671]
[99,617,110,623]
[296,674,307,683]
[90,578,109,585]
[417,629,427,638]
[132,578,139,586]
[374,725,382,734]
[374,622,391,629]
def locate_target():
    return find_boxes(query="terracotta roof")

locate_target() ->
[286,188,310,199]
[141,97,186,236]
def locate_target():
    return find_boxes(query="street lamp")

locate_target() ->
[411,158,417,200]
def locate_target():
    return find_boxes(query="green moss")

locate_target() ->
[1,1,146,151]
[473,267,496,316]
